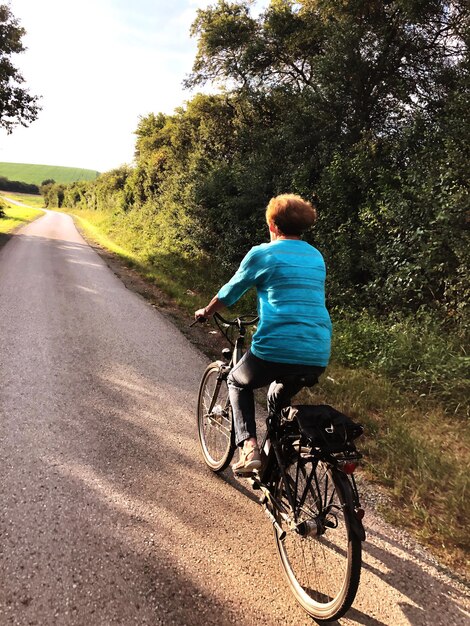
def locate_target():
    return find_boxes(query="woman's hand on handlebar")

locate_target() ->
[194,308,208,323]
[194,295,225,322]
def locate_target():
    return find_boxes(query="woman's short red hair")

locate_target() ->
[266,194,317,236]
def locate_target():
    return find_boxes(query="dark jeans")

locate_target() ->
[227,349,325,447]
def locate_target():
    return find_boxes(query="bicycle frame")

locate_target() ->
[203,315,254,438]
[213,313,252,367]
[249,405,365,542]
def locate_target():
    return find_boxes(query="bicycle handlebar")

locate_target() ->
[189,316,207,327]
[190,311,258,329]
[213,312,259,327]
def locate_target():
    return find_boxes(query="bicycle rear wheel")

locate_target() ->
[274,457,361,621]
[197,362,235,472]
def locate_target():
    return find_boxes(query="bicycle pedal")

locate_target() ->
[233,470,257,479]
[248,477,261,489]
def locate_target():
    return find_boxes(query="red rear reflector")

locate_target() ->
[355,508,365,520]
[340,461,357,474]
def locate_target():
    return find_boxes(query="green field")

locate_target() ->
[0,162,100,185]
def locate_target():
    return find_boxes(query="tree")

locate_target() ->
[187,1,468,143]
[185,0,469,314]
[0,4,40,133]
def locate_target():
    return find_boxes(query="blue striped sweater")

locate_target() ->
[217,239,332,366]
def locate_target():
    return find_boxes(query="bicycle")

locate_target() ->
[194,312,366,622]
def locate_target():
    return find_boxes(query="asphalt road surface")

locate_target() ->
[0,210,468,626]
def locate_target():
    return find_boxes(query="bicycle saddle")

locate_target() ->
[278,373,319,387]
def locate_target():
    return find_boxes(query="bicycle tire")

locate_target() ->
[273,458,361,621]
[197,362,235,472]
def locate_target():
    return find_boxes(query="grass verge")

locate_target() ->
[0,201,44,236]
[68,208,223,310]
[63,206,469,581]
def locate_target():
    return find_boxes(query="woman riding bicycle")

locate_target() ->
[194,194,332,474]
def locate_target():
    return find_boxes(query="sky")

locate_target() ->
[0,0,254,172]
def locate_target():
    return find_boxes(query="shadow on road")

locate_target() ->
[0,231,12,249]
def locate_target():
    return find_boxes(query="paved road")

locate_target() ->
[0,210,468,625]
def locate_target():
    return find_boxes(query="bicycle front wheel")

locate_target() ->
[274,459,361,621]
[197,362,235,472]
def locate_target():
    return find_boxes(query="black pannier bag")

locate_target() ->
[285,404,364,453]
